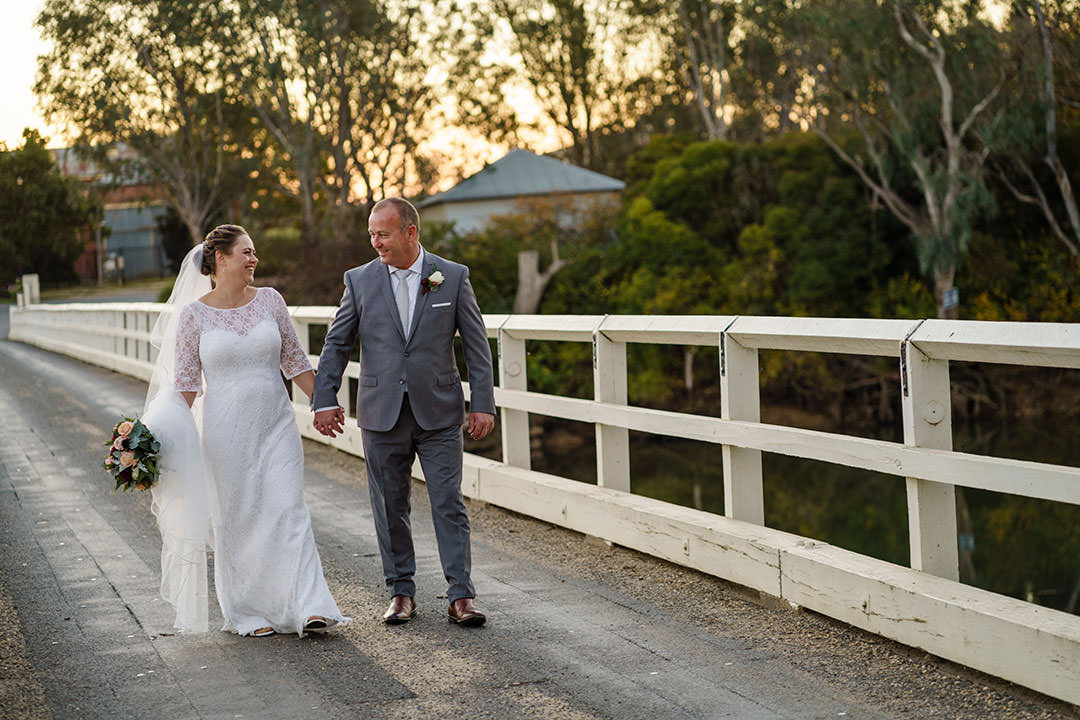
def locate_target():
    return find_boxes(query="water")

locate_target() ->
[504,416,1080,615]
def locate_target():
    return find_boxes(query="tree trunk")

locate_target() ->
[513,250,547,314]
[683,347,697,392]
[181,215,204,248]
[934,266,957,320]
[513,244,569,314]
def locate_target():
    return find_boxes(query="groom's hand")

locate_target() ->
[467,412,495,441]
[314,407,346,437]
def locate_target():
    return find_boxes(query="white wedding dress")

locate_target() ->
[173,286,347,636]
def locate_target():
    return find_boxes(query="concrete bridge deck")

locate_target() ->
[0,321,1073,719]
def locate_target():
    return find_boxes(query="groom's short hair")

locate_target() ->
[372,197,420,234]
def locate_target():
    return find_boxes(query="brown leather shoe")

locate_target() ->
[383,595,416,625]
[447,598,486,627]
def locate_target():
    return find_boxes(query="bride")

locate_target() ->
[143,224,347,637]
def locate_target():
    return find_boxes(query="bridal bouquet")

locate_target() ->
[104,417,161,491]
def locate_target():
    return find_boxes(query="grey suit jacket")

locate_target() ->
[313,251,496,432]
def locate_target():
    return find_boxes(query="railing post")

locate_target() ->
[498,328,531,469]
[99,309,109,355]
[124,310,135,360]
[901,340,959,580]
[21,274,40,305]
[148,309,160,367]
[112,309,122,358]
[593,326,630,492]
[720,331,764,524]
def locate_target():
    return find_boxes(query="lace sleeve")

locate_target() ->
[174,305,203,393]
[271,289,313,379]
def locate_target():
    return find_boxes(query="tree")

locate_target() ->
[493,0,667,171]
[35,0,257,246]
[990,0,1080,257]
[0,129,102,286]
[777,0,1007,318]
[672,0,735,140]
[230,0,487,290]
[235,1,330,254]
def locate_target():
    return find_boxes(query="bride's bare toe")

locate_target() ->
[252,626,275,637]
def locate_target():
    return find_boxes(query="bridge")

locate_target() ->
[4,287,1079,718]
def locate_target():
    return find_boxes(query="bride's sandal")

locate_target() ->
[304,616,328,632]
[252,626,275,637]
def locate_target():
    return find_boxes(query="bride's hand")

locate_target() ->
[314,407,345,437]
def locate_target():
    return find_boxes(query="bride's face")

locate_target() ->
[217,235,258,283]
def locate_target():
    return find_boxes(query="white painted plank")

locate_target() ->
[499,314,602,341]
[781,542,1080,705]
[597,315,732,346]
[727,316,919,356]
[474,463,787,597]
[911,319,1080,368]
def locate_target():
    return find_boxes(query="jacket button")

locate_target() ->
[403,352,409,357]
[399,379,405,385]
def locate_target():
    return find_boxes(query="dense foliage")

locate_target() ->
[0,130,102,288]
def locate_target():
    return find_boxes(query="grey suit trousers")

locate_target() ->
[361,395,473,603]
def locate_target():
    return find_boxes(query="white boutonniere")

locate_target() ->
[421,266,444,295]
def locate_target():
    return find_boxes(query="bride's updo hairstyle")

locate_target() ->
[200,224,248,276]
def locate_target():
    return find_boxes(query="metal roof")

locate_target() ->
[418,149,624,208]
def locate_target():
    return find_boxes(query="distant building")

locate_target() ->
[418,149,625,234]
[51,146,169,282]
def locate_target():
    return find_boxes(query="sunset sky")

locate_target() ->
[0,0,549,186]
[0,0,66,149]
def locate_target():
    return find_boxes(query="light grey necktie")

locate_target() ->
[394,269,411,338]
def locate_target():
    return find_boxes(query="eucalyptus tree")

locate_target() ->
[669,0,806,141]
[233,0,487,259]
[35,0,256,246]
[776,0,1008,318]
[991,0,1080,257]
[671,0,735,140]
[492,0,668,170]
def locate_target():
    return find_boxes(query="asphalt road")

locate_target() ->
[0,332,1074,719]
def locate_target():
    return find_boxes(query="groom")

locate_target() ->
[312,197,496,627]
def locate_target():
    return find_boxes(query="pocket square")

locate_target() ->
[431,302,452,308]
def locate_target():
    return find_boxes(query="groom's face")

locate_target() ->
[369,207,419,269]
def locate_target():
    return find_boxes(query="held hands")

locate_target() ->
[467,412,495,441]
[315,407,491,439]
[313,407,346,437]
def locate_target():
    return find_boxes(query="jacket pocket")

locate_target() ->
[436,372,460,386]
[360,375,378,387]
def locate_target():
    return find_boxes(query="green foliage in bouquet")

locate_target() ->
[104,417,161,491]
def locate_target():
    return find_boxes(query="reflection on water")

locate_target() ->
[526,417,1080,615]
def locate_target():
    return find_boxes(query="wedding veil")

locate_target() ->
[142,244,216,633]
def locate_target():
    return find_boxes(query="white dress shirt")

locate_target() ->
[390,247,425,334]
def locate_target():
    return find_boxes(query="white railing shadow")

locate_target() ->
[9,293,1080,704]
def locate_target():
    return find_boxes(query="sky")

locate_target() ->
[0,0,65,149]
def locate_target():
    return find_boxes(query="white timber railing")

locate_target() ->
[8,295,1080,705]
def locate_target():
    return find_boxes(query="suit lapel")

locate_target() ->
[374,262,407,341]
[406,253,435,346]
